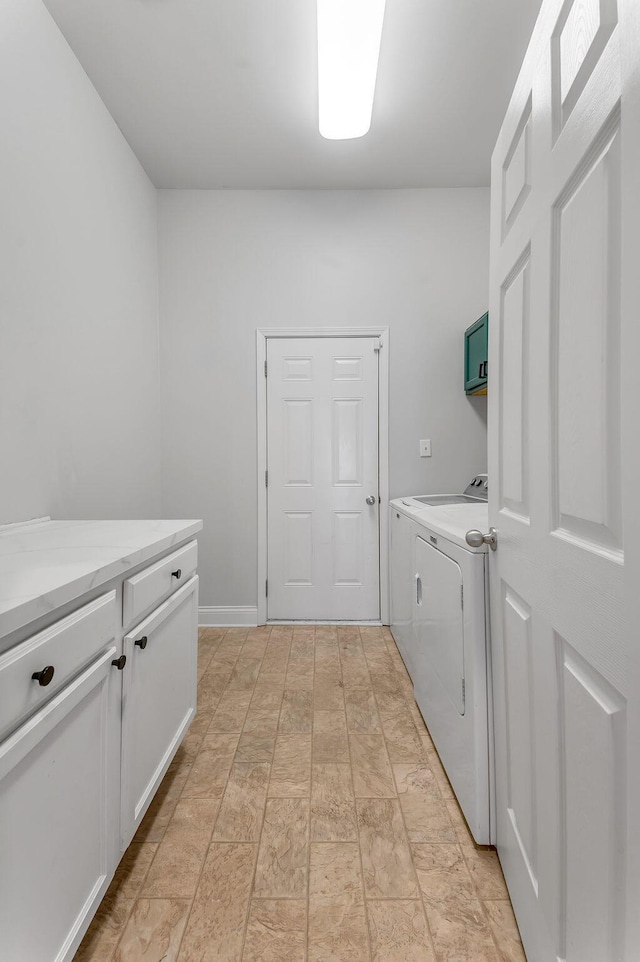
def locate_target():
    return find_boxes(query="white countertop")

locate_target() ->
[390,498,489,552]
[0,518,203,638]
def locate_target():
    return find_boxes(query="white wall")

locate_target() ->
[0,0,161,523]
[158,189,489,610]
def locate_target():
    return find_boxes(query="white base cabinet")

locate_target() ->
[0,534,199,962]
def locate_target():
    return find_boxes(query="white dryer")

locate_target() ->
[389,476,494,844]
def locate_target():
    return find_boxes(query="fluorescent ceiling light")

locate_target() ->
[317,0,387,140]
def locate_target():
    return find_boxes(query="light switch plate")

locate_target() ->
[419,439,432,457]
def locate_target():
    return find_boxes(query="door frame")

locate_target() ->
[256,327,390,626]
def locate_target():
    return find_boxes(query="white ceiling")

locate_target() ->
[43,0,543,189]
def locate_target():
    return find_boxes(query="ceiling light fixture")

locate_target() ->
[317,0,387,140]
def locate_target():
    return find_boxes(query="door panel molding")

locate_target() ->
[256,327,389,625]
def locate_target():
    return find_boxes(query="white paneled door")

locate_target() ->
[266,337,380,621]
[489,2,639,961]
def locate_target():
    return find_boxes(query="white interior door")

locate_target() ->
[266,336,380,621]
[489,3,639,961]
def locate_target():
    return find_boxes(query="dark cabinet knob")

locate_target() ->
[171,569,182,580]
[135,636,148,650]
[111,655,127,671]
[32,665,55,686]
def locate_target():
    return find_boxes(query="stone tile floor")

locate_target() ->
[74,625,526,961]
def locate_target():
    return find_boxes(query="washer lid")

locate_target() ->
[390,499,490,552]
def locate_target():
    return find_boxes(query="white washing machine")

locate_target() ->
[389,475,494,844]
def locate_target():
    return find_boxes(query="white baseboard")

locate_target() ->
[199,606,259,627]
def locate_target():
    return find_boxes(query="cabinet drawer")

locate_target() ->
[123,540,198,628]
[0,591,117,742]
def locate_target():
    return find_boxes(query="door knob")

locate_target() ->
[32,665,55,686]
[465,527,497,551]
[135,636,148,650]
[171,569,182,580]
[111,655,127,670]
[366,495,376,505]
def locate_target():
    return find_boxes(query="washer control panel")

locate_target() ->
[463,474,488,500]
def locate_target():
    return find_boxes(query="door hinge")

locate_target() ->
[462,677,466,702]
[265,580,268,597]
[265,470,268,487]
[264,360,268,378]
[460,585,464,609]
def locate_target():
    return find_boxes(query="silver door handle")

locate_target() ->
[465,527,498,551]
[366,495,376,505]
[415,573,422,606]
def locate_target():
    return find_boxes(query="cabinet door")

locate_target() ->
[121,575,198,848]
[464,313,489,393]
[0,647,121,962]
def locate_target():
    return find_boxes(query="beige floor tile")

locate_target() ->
[188,711,214,738]
[213,761,270,841]
[423,894,498,962]
[315,626,338,643]
[253,798,310,898]
[309,842,364,902]
[482,900,526,962]
[337,625,362,643]
[242,637,270,659]
[308,839,369,962]
[182,733,240,797]
[242,900,307,962]
[313,709,349,763]
[461,846,509,900]
[236,732,276,762]
[380,711,426,763]
[279,689,313,732]
[285,666,315,690]
[292,625,316,642]
[74,887,134,962]
[349,734,396,797]
[426,748,455,800]
[224,627,250,639]
[142,798,218,899]
[136,766,192,844]
[357,798,419,899]
[310,763,358,842]
[308,900,371,962]
[394,765,456,844]
[345,687,382,733]
[366,900,436,962]
[411,844,476,902]
[112,842,158,898]
[114,899,190,962]
[177,843,256,962]
[227,656,263,690]
[250,686,285,710]
[197,670,229,711]
[373,688,410,715]
[209,691,253,733]
[369,670,403,697]
[243,708,281,734]
[269,734,312,796]
[445,799,477,847]
[313,674,345,709]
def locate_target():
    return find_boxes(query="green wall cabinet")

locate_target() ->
[464,312,488,395]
